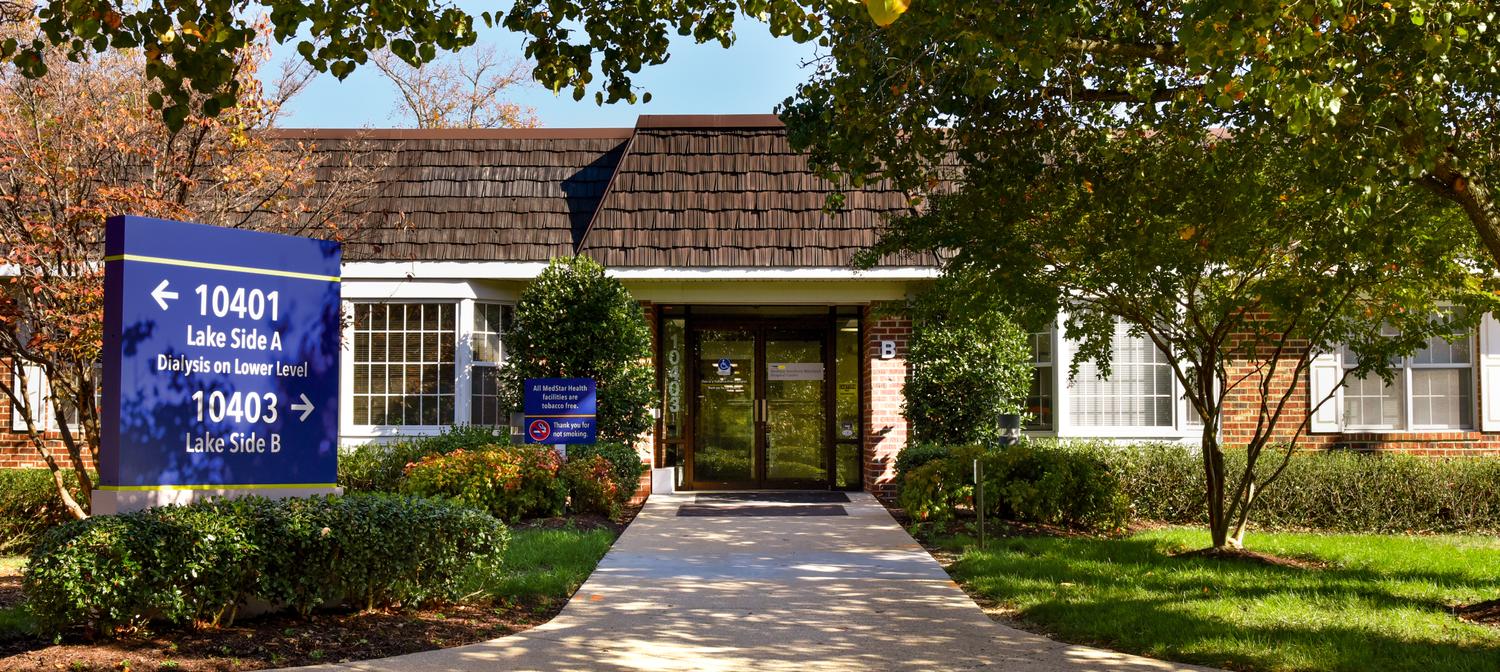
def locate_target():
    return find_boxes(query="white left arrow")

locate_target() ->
[151,279,179,310]
[290,393,315,421]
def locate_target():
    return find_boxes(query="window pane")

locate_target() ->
[1342,371,1402,428]
[1025,366,1053,431]
[1069,321,1174,427]
[1411,368,1473,429]
[352,302,456,426]
[469,303,512,426]
[835,319,861,442]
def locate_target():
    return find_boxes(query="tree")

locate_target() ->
[12,2,1500,269]
[499,256,655,445]
[904,278,1033,447]
[865,126,1496,549]
[371,44,539,129]
[0,27,382,518]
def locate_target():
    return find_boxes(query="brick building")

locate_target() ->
[4,114,1497,502]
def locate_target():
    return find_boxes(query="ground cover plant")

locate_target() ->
[928,528,1500,672]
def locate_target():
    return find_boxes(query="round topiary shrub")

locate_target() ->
[499,256,656,444]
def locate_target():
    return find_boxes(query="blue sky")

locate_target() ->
[267,16,820,129]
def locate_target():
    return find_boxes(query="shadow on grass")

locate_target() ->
[947,534,1500,672]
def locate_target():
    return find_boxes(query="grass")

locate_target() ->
[465,526,617,604]
[931,528,1500,672]
[0,556,23,574]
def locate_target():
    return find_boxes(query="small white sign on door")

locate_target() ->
[768,362,824,381]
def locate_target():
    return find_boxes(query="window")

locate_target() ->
[1069,321,1175,428]
[470,303,512,426]
[1342,330,1473,430]
[1025,328,1054,431]
[10,360,99,432]
[352,303,456,426]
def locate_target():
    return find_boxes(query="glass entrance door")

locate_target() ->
[689,323,829,488]
[765,332,827,485]
[693,329,757,485]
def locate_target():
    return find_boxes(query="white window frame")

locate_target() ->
[1337,334,1476,433]
[468,301,513,428]
[1031,314,1202,441]
[9,360,98,434]
[339,281,520,441]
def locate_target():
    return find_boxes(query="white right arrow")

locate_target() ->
[290,393,315,421]
[151,279,178,311]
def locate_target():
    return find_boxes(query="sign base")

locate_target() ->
[93,485,342,515]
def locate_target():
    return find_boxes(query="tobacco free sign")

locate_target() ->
[100,216,341,491]
[523,378,597,444]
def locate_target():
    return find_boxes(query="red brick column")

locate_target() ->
[863,305,910,500]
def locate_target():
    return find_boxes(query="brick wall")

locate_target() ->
[1219,336,1500,456]
[863,304,910,500]
[0,358,94,470]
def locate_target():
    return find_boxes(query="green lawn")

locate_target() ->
[466,526,617,605]
[0,556,22,574]
[933,528,1500,672]
[1,555,29,639]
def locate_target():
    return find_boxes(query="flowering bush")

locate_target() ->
[401,444,566,522]
[562,454,623,517]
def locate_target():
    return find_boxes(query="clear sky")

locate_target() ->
[267,15,820,129]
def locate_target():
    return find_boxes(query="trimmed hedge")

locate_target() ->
[898,439,1500,535]
[1064,440,1500,534]
[401,444,567,522]
[899,443,1130,533]
[339,424,509,493]
[0,469,85,554]
[23,493,507,637]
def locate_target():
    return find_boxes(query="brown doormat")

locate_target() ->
[676,504,848,517]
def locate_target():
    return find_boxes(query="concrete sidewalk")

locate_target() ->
[296,492,1217,672]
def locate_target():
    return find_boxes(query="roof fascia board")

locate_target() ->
[342,261,938,280]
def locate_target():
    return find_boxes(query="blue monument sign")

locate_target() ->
[523,378,597,444]
[98,216,341,513]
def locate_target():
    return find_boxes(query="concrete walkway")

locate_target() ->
[297,492,1218,672]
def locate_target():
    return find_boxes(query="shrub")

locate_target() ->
[904,278,1034,446]
[897,442,1129,533]
[339,424,509,493]
[978,442,1129,533]
[23,494,507,637]
[0,469,84,554]
[499,256,657,444]
[893,442,954,481]
[566,442,645,505]
[562,454,622,518]
[897,445,986,523]
[401,444,567,522]
[1045,439,1500,534]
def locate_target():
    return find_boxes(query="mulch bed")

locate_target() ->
[0,503,644,671]
[0,601,556,671]
[1457,599,1500,626]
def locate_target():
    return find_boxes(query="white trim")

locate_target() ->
[341,261,939,281]
[341,279,517,301]
[1046,313,1202,442]
[456,299,476,425]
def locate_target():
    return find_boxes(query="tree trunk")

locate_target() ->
[1228,480,1255,548]
[1427,163,1500,271]
[1203,431,1231,549]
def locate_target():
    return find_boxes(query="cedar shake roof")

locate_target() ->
[278,115,936,267]
[275,129,630,262]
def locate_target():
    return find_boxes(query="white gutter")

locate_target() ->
[341,261,939,281]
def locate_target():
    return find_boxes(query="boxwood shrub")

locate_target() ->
[401,444,567,522]
[23,493,507,637]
